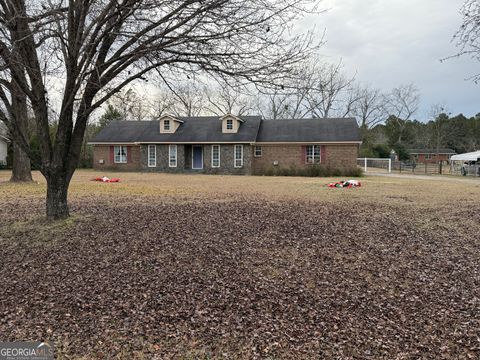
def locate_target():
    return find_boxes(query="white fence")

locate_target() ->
[358,158,466,175]
[357,158,392,173]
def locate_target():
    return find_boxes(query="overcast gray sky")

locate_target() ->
[301,0,479,119]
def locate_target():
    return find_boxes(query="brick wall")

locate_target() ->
[94,143,358,174]
[203,144,252,175]
[139,144,252,175]
[140,144,185,172]
[325,144,359,167]
[93,145,141,171]
[252,144,359,173]
[252,144,303,172]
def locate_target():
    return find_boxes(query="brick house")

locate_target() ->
[408,148,456,164]
[0,123,8,166]
[90,114,361,174]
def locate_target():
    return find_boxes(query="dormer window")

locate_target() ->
[220,114,243,134]
[159,115,184,133]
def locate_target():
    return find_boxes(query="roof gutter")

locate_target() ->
[254,141,363,145]
[89,140,363,145]
[88,141,256,145]
[88,142,137,145]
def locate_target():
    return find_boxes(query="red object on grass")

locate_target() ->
[327,180,361,188]
[91,177,120,183]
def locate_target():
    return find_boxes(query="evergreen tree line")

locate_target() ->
[362,113,480,161]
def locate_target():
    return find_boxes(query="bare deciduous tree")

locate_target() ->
[385,84,420,143]
[256,60,319,120]
[7,89,33,182]
[427,103,450,155]
[256,90,294,120]
[162,80,206,117]
[0,0,320,219]
[307,61,356,118]
[0,32,33,182]
[149,90,176,119]
[352,85,387,129]
[107,88,150,121]
[452,0,480,82]
[205,80,253,116]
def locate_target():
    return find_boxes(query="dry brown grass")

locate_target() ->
[1,170,479,359]
[1,169,478,207]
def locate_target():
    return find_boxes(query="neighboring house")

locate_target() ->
[0,123,8,166]
[90,114,362,175]
[408,148,456,164]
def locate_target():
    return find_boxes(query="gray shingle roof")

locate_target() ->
[91,121,147,143]
[90,116,362,144]
[91,116,262,143]
[256,118,361,143]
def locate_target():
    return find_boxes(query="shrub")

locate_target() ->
[359,143,391,159]
[254,165,363,178]
[372,144,391,158]
[359,147,377,158]
[77,156,93,168]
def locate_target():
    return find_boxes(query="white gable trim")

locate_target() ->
[219,113,244,123]
[159,114,185,123]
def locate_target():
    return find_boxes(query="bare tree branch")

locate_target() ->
[0,0,323,218]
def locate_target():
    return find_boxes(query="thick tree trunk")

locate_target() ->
[9,71,33,182]
[46,175,70,220]
[43,110,88,220]
[10,142,32,182]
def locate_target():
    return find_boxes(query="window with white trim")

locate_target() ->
[306,145,320,164]
[254,146,262,157]
[234,145,243,168]
[148,145,156,167]
[226,119,233,130]
[114,145,127,163]
[212,145,220,168]
[425,153,432,160]
[169,145,177,167]
[164,119,171,131]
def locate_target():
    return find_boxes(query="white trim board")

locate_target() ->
[89,141,362,145]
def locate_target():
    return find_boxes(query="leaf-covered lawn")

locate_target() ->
[0,170,479,359]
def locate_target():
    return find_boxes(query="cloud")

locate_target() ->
[299,0,480,118]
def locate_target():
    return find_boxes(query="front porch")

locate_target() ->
[183,145,204,170]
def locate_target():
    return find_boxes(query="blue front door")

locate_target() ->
[192,146,203,169]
